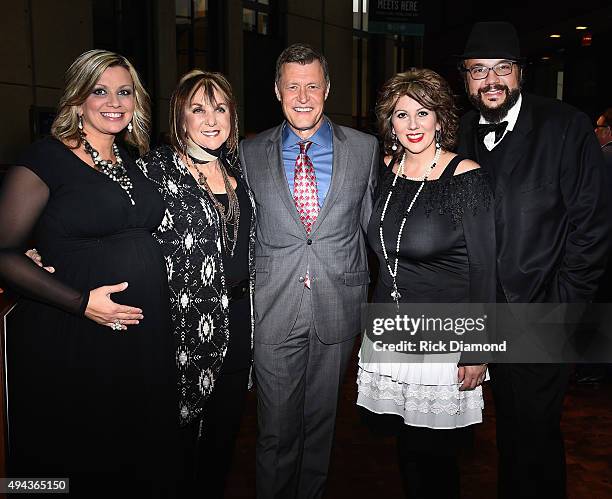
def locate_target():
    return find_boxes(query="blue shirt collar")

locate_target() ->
[282,117,333,150]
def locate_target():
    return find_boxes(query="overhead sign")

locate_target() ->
[368,0,424,35]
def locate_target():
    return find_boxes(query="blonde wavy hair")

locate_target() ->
[51,49,151,155]
[169,69,240,155]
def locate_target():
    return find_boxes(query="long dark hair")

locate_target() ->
[169,69,240,156]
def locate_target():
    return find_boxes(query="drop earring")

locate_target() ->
[391,129,398,151]
[78,115,84,130]
[435,129,441,149]
[127,121,133,133]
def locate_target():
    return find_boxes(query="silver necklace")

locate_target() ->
[378,145,442,306]
[192,159,241,257]
[82,138,135,205]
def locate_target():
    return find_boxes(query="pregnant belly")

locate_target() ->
[41,229,169,310]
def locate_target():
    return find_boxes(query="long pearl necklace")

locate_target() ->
[378,145,442,306]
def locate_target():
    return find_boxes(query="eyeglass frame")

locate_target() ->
[461,61,519,80]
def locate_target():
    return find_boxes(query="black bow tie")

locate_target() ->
[477,121,508,143]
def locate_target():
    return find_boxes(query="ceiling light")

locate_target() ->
[550,34,561,38]
[575,26,588,30]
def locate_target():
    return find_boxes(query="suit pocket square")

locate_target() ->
[344,271,370,286]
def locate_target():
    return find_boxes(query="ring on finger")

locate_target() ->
[110,319,122,331]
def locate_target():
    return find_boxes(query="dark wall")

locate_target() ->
[419,1,612,119]
[563,33,611,120]
[242,32,284,135]
[92,0,155,138]
[93,0,153,84]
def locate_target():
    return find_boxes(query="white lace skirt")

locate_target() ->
[357,353,487,429]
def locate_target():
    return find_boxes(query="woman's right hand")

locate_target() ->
[84,282,144,331]
[25,248,55,273]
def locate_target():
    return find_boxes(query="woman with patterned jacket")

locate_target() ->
[138,70,256,498]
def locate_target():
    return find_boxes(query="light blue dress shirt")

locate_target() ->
[282,118,333,208]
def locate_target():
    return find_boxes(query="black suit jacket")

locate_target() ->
[458,93,610,303]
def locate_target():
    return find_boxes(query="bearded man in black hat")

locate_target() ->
[456,21,610,499]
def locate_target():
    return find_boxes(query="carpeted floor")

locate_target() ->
[225,350,612,498]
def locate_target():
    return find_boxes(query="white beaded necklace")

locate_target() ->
[378,144,442,306]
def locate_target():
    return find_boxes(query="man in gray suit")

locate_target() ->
[239,44,379,498]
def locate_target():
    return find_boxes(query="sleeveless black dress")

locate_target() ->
[0,138,177,496]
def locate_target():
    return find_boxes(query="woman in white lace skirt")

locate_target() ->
[358,68,495,498]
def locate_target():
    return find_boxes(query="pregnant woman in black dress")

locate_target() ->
[0,50,177,497]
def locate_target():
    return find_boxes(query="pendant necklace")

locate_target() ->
[191,159,241,257]
[378,145,441,307]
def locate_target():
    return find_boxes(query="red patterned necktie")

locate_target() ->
[293,141,319,288]
[293,141,320,234]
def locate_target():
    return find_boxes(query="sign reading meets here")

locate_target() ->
[367,0,424,35]
[369,0,421,22]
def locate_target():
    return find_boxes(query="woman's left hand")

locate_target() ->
[458,364,487,391]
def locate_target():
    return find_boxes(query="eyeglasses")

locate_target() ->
[595,125,609,130]
[463,62,516,80]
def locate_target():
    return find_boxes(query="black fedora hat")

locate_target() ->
[457,21,523,61]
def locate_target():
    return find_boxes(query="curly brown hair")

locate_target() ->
[376,68,458,160]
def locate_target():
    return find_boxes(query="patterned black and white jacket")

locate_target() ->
[138,144,256,426]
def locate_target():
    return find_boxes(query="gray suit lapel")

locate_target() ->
[265,125,304,230]
[310,122,348,236]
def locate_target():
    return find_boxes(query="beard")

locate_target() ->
[469,84,521,123]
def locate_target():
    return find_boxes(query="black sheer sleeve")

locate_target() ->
[0,166,88,315]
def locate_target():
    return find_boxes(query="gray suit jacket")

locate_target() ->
[239,118,379,344]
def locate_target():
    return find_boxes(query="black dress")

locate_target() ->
[217,181,253,374]
[0,138,177,496]
[358,155,494,429]
[358,155,495,499]
[369,155,491,304]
